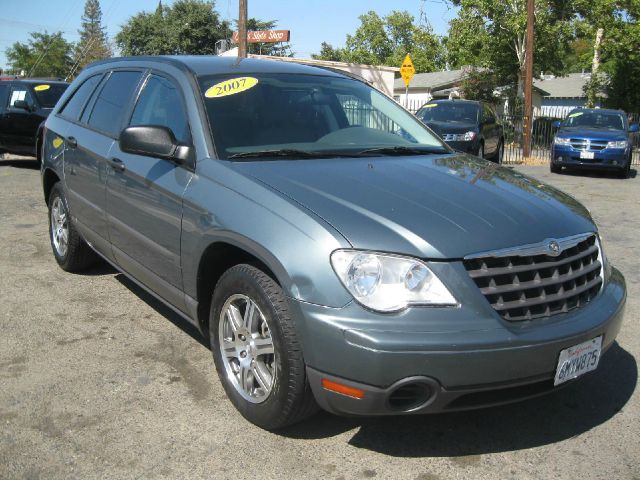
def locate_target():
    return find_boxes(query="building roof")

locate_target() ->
[534,73,589,99]
[393,68,468,91]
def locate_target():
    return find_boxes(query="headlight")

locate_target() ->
[554,137,571,146]
[330,250,457,312]
[448,131,476,142]
[462,131,476,141]
[595,234,612,281]
[606,140,628,149]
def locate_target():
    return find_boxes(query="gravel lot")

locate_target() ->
[1,155,638,480]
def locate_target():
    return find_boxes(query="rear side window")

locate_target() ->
[60,74,102,121]
[87,71,142,137]
[32,83,68,108]
[129,75,190,143]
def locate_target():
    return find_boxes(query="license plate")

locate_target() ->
[554,336,602,386]
[580,151,595,160]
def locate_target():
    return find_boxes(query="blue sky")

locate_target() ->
[0,0,457,72]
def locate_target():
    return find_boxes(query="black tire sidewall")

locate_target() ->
[209,265,301,429]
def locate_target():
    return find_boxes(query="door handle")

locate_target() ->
[109,157,126,172]
[66,136,77,148]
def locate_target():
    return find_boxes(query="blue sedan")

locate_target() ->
[551,108,639,178]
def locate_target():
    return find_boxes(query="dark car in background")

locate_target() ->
[551,108,639,178]
[41,56,625,430]
[0,79,68,159]
[415,99,504,162]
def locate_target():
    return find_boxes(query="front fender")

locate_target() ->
[181,159,353,307]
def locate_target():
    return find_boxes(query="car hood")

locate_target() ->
[232,154,595,259]
[424,120,477,136]
[557,127,627,141]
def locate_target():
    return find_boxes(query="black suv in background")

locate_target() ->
[0,79,68,159]
[416,99,504,163]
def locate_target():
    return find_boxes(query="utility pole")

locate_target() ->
[238,0,248,58]
[523,0,535,158]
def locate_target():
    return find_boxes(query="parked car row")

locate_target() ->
[0,78,68,159]
[40,56,625,430]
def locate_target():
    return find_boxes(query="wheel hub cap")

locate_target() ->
[219,294,276,403]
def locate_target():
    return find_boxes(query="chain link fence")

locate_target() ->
[399,100,640,166]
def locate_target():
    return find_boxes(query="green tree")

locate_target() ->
[447,0,575,97]
[5,31,74,78]
[116,0,231,56]
[313,10,445,72]
[444,8,490,69]
[73,0,112,73]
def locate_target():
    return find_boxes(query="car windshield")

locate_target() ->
[563,111,625,131]
[31,83,68,108]
[198,73,447,160]
[416,102,479,124]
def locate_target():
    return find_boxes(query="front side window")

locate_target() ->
[129,75,189,143]
[198,73,447,160]
[8,86,35,109]
[87,71,143,137]
[59,75,102,121]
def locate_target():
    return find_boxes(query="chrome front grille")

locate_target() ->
[570,139,607,151]
[463,233,603,321]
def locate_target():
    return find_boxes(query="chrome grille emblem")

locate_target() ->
[548,240,561,256]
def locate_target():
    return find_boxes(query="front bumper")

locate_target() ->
[552,144,630,170]
[293,267,626,416]
[446,139,478,155]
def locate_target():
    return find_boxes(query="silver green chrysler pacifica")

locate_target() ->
[40,56,626,429]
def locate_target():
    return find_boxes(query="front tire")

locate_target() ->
[550,162,562,174]
[477,142,485,160]
[617,157,631,179]
[48,183,98,271]
[210,264,317,430]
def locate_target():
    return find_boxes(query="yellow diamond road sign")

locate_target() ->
[400,54,416,87]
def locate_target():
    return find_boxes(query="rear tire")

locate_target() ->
[48,183,98,272]
[210,264,317,430]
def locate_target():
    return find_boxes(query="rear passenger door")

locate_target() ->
[106,72,194,309]
[62,70,143,258]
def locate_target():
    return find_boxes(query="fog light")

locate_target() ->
[613,160,618,165]
[557,156,563,162]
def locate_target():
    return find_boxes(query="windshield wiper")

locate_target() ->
[228,149,360,160]
[356,146,449,156]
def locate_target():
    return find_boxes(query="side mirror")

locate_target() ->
[13,100,32,111]
[119,125,191,163]
[552,120,561,128]
[629,123,639,133]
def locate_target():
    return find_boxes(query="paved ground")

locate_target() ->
[1,156,638,480]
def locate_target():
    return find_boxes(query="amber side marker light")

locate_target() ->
[321,379,365,399]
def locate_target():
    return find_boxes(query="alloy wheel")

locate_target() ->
[50,196,69,258]
[218,294,276,403]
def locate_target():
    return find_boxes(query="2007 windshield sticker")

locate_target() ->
[34,84,50,91]
[205,77,259,98]
[568,112,583,118]
[423,104,438,108]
